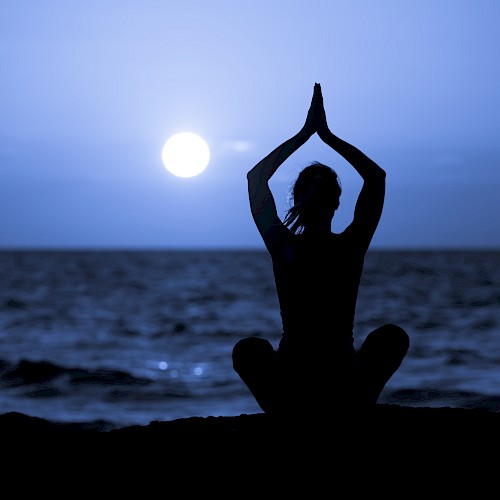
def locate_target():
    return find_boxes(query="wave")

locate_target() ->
[0,358,151,387]
[382,388,500,412]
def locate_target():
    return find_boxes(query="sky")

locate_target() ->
[1,0,499,250]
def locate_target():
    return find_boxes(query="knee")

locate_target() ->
[232,337,273,370]
[365,324,410,353]
[382,324,410,353]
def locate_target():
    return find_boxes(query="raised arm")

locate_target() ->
[247,85,321,240]
[315,83,386,242]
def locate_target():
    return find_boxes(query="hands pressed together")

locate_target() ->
[302,82,330,140]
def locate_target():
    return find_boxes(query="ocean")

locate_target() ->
[0,249,498,430]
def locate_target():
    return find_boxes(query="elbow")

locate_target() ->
[247,167,257,182]
[363,166,386,185]
[247,169,261,195]
[373,164,386,179]
[247,168,262,185]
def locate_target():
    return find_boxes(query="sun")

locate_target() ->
[161,132,210,178]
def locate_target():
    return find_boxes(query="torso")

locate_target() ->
[267,225,367,354]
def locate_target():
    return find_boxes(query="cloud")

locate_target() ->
[220,140,254,153]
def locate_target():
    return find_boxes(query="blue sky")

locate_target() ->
[1,0,499,249]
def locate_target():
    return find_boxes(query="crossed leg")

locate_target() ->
[232,336,277,414]
[356,323,410,405]
[233,324,410,414]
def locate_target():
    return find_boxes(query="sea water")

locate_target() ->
[0,249,498,428]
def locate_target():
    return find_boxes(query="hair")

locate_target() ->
[283,161,342,234]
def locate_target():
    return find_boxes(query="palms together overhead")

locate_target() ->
[302,83,329,139]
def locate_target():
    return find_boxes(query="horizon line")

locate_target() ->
[0,245,498,253]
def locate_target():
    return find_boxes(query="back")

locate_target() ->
[266,224,368,345]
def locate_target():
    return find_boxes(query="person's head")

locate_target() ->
[283,161,341,234]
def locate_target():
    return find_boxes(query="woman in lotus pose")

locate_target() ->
[232,83,409,416]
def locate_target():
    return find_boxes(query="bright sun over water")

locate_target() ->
[161,132,210,178]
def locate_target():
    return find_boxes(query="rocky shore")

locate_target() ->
[2,404,498,491]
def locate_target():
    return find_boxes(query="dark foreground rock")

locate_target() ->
[2,404,498,450]
[1,405,498,491]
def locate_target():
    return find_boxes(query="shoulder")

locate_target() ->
[337,225,372,256]
[263,221,295,255]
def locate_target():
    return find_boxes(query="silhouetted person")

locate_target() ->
[232,83,409,417]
